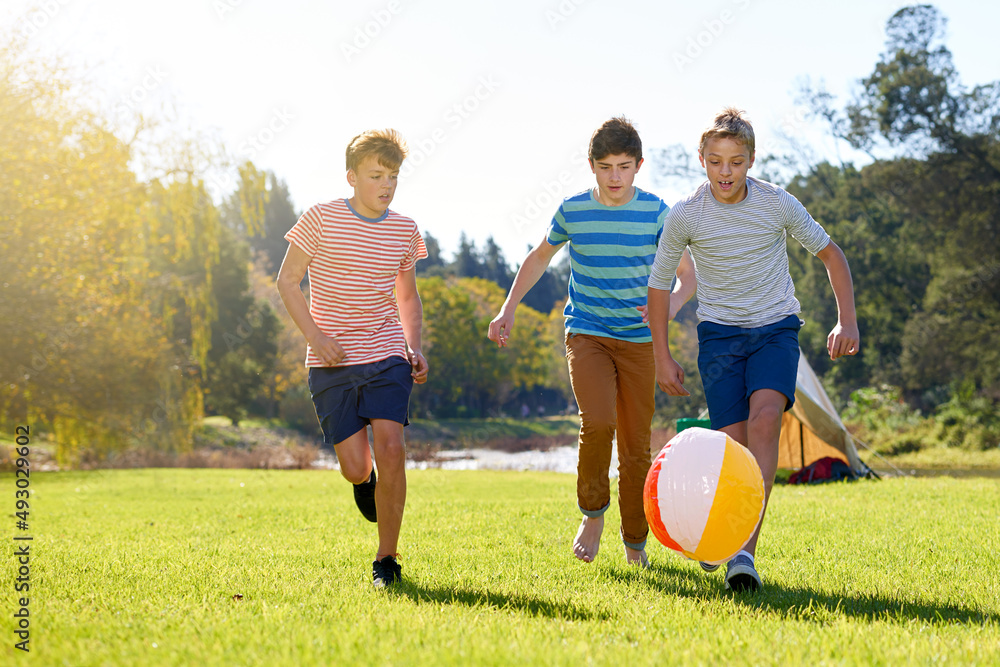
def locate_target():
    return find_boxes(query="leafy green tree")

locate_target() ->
[0,38,234,461]
[416,231,447,276]
[203,226,280,426]
[222,167,297,275]
[450,232,483,279]
[414,277,556,417]
[796,4,999,408]
[481,237,513,290]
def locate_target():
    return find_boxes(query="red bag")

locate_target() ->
[788,456,856,484]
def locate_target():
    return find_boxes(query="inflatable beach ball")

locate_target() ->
[643,427,765,566]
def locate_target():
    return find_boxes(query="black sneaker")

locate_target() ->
[353,468,377,522]
[372,555,401,588]
[725,554,762,592]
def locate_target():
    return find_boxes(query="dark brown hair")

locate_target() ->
[589,116,642,164]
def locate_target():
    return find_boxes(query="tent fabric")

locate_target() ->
[777,348,867,474]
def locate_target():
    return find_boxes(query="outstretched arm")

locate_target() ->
[276,243,346,366]
[648,285,690,396]
[395,267,427,384]
[816,241,860,361]
[487,234,564,347]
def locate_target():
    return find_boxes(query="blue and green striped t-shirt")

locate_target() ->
[547,188,668,342]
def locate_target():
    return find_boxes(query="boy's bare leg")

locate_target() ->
[624,545,648,567]
[333,429,374,484]
[370,418,407,559]
[573,515,604,562]
[719,388,785,557]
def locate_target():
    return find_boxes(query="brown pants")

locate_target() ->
[566,333,654,549]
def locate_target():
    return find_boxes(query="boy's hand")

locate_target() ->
[827,322,860,361]
[408,348,429,384]
[309,332,347,366]
[641,300,681,322]
[487,309,515,348]
[656,357,690,396]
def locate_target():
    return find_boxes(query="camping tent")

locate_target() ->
[778,348,868,475]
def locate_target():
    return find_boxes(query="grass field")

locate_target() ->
[2,469,999,665]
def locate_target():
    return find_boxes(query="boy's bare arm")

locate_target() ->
[276,243,347,366]
[395,267,428,384]
[637,248,696,322]
[648,286,689,396]
[487,235,564,347]
[669,248,697,320]
[816,241,860,361]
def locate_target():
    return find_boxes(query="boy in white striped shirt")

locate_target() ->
[647,107,860,592]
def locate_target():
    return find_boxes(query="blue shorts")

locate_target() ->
[308,356,413,446]
[696,315,801,430]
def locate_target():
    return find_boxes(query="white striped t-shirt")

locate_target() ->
[284,198,427,367]
[648,177,830,327]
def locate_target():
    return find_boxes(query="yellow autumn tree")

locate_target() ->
[0,38,225,463]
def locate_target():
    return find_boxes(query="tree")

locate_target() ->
[795,4,1000,407]
[450,232,483,279]
[413,277,559,417]
[0,38,227,461]
[203,226,280,426]
[221,166,297,276]
[480,237,513,290]
[416,231,447,276]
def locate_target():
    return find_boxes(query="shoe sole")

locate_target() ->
[725,564,762,592]
[700,562,721,573]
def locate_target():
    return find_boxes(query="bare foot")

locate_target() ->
[573,515,604,562]
[625,545,649,568]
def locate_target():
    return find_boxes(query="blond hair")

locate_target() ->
[699,107,755,155]
[345,129,408,172]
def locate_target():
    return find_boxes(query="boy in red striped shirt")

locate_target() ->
[277,129,428,588]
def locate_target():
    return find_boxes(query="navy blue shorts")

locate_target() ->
[696,315,801,430]
[308,356,413,446]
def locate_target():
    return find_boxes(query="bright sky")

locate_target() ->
[5,0,999,265]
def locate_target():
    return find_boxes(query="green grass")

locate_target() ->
[2,470,999,665]
[871,445,1000,471]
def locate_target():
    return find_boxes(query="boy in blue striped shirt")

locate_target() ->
[488,117,694,567]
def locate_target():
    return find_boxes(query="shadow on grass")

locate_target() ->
[611,561,1000,626]
[728,585,1000,626]
[390,580,609,621]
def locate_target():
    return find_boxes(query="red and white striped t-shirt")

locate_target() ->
[284,198,427,367]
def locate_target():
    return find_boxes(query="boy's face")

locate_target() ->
[698,136,755,205]
[590,153,642,206]
[346,155,399,218]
